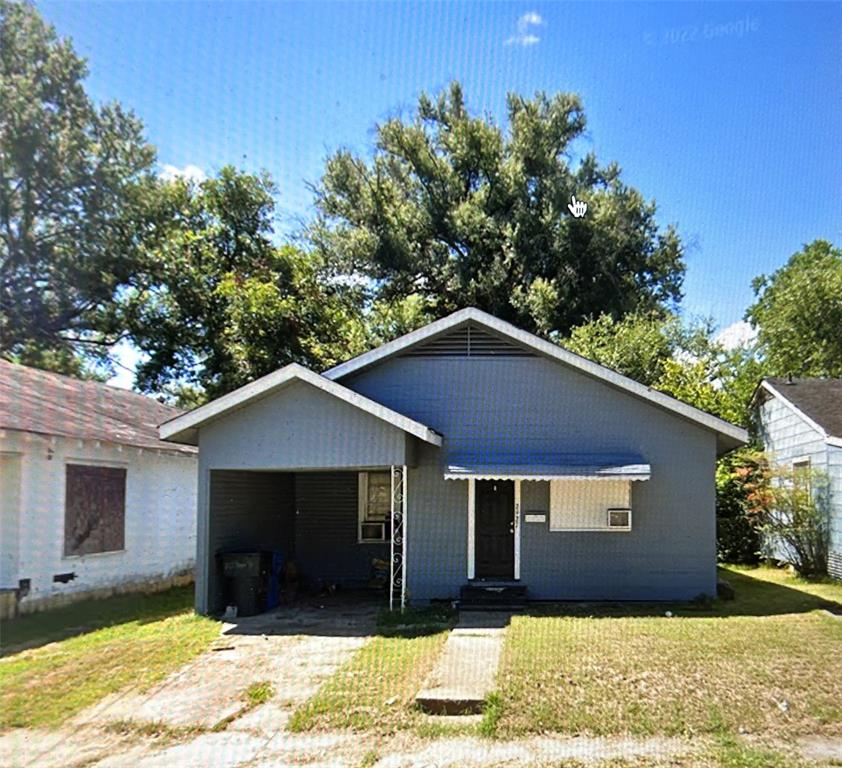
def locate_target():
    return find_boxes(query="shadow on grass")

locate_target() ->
[1,585,196,655]
[518,567,842,620]
[221,591,456,640]
[376,603,458,638]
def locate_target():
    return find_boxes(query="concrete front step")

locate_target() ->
[415,611,511,716]
[459,583,528,610]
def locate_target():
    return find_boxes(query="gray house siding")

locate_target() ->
[193,381,414,613]
[406,444,470,601]
[203,469,389,611]
[198,379,412,472]
[756,393,842,578]
[294,471,389,585]
[829,445,842,580]
[207,470,294,613]
[348,355,718,601]
[756,396,828,469]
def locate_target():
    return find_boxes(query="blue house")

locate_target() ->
[159,308,747,613]
[753,377,842,580]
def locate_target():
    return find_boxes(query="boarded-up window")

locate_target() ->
[64,465,126,556]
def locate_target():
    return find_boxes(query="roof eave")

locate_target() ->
[158,363,442,448]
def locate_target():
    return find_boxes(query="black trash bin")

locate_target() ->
[219,550,271,617]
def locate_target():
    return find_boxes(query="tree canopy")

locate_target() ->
[564,311,764,426]
[2,0,834,423]
[746,240,842,378]
[0,0,156,373]
[120,168,365,401]
[310,82,686,337]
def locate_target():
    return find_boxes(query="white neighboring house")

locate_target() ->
[753,377,842,581]
[0,360,197,616]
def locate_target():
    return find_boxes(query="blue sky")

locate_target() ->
[38,1,841,383]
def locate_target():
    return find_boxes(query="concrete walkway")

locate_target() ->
[415,611,511,715]
[2,598,378,768]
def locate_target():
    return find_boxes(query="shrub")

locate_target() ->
[715,450,763,564]
[757,465,830,578]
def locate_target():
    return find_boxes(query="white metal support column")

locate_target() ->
[389,465,408,611]
[467,478,476,580]
[514,479,522,580]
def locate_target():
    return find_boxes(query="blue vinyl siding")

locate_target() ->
[347,355,718,602]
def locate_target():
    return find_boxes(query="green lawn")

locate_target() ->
[0,587,220,729]
[289,606,456,734]
[288,565,842,762]
[490,566,842,740]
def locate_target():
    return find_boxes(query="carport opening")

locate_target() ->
[207,469,391,615]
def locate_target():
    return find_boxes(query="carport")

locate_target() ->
[159,364,441,615]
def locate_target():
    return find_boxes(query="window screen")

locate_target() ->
[64,464,126,556]
[549,479,631,531]
[358,471,392,541]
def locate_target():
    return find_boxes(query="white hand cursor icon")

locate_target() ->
[568,195,587,218]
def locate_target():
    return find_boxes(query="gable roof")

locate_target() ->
[759,377,842,446]
[159,363,442,447]
[324,307,748,452]
[0,360,194,455]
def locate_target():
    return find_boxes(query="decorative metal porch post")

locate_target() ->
[389,465,407,611]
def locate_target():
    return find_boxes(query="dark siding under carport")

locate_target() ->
[294,472,389,586]
[206,470,386,612]
[208,470,295,613]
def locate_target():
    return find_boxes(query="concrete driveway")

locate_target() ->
[2,597,380,768]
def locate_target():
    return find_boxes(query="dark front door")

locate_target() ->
[475,480,515,579]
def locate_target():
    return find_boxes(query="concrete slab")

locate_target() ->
[70,600,378,732]
[414,611,511,715]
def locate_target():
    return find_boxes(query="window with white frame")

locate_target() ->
[358,471,392,542]
[792,457,812,494]
[549,479,632,531]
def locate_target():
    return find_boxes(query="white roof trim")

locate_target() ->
[759,380,830,441]
[325,308,747,445]
[159,363,442,447]
[826,436,842,448]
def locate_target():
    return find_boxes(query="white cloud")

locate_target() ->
[505,11,544,47]
[159,163,207,183]
[715,321,757,351]
[107,340,148,390]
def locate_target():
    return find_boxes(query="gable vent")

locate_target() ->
[402,323,535,358]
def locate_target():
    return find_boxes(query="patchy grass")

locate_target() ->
[358,749,380,768]
[479,691,503,737]
[0,588,219,730]
[1,585,197,654]
[376,603,457,636]
[102,719,207,745]
[288,612,453,734]
[210,680,275,732]
[489,566,842,739]
[244,680,274,707]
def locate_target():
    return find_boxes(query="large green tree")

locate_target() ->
[564,311,764,426]
[122,168,365,401]
[310,82,686,336]
[0,0,156,373]
[746,240,842,378]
